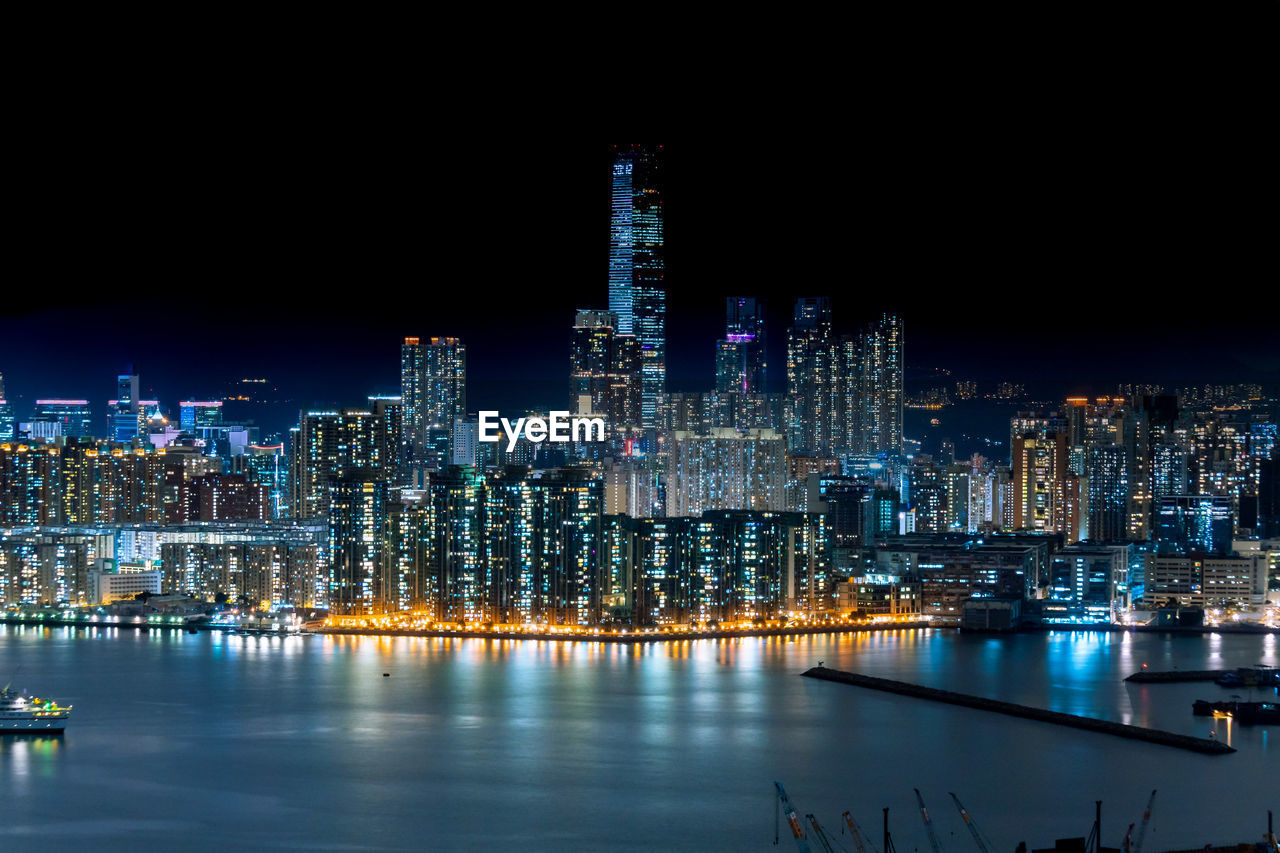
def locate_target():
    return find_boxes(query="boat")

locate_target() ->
[1,683,72,734]
[1192,698,1280,725]
[1214,664,1279,688]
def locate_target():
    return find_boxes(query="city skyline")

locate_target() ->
[4,138,1278,852]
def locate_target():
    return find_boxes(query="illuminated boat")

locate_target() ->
[0,683,71,733]
[1192,699,1280,724]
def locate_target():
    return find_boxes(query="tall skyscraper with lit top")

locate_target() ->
[607,144,664,428]
[716,297,767,394]
[0,372,12,441]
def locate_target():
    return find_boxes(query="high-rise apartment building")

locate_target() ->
[786,297,835,453]
[1011,429,1070,533]
[400,336,466,468]
[327,473,388,615]
[665,429,787,517]
[856,313,905,457]
[290,401,403,518]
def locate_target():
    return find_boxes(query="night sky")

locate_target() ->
[4,136,1275,437]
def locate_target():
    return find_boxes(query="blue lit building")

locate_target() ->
[32,399,93,439]
[179,400,223,432]
[0,372,12,441]
[1156,494,1234,555]
[1046,543,1129,623]
[606,144,664,428]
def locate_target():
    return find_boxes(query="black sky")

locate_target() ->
[3,124,1276,434]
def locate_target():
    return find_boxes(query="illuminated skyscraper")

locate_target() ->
[328,473,388,614]
[0,372,12,441]
[401,336,466,467]
[1011,429,1069,533]
[607,144,664,427]
[665,429,787,517]
[858,313,904,457]
[1156,494,1234,555]
[786,297,834,453]
[109,371,141,442]
[179,401,223,432]
[32,400,93,439]
[290,402,403,518]
[1086,444,1129,541]
[715,297,767,395]
[569,310,640,430]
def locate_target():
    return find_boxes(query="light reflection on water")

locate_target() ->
[0,625,1276,852]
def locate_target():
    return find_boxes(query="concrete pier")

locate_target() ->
[1123,669,1227,683]
[801,666,1235,755]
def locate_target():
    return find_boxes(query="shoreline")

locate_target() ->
[312,621,938,643]
[3,615,1276,640]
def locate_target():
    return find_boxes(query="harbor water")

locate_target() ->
[1,626,1276,851]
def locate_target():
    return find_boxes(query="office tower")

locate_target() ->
[569,310,641,430]
[1140,553,1264,609]
[327,473,389,615]
[665,429,787,517]
[786,297,835,453]
[716,297,766,394]
[179,401,223,432]
[633,286,665,429]
[0,373,11,441]
[401,336,466,468]
[1011,428,1069,533]
[607,144,664,427]
[1048,544,1128,622]
[808,475,874,570]
[32,400,93,439]
[607,144,664,334]
[1087,444,1129,541]
[232,443,288,519]
[109,371,141,441]
[1156,495,1234,555]
[1259,456,1279,538]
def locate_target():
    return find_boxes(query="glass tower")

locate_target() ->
[607,144,664,428]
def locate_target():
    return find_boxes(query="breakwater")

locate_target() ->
[801,666,1235,755]
[1123,669,1227,683]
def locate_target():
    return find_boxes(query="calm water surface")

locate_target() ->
[1,626,1276,851]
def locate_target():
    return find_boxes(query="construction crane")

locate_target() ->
[775,782,813,853]
[914,789,944,853]
[806,814,837,853]
[842,810,879,853]
[1132,790,1157,853]
[948,793,991,853]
